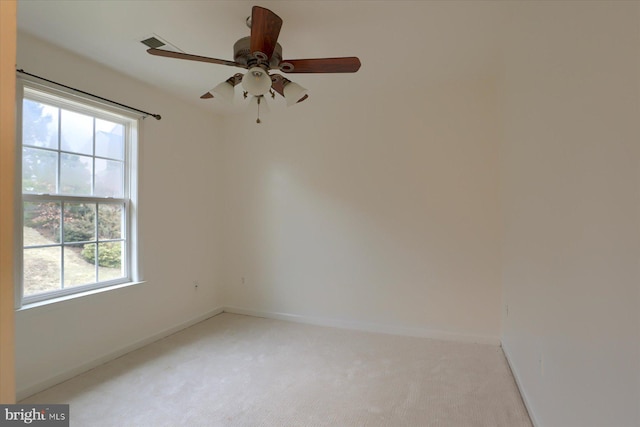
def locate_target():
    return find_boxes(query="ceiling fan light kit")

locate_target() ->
[146,5,360,123]
[242,66,272,96]
[211,80,235,102]
[283,81,308,107]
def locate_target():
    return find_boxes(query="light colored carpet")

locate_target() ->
[22,313,532,426]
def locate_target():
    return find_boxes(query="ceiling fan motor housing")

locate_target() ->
[233,36,282,69]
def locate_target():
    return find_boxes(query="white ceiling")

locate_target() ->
[17,0,508,115]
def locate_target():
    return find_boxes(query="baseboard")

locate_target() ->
[223,306,500,345]
[17,307,224,401]
[501,341,540,427]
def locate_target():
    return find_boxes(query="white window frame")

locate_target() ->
[16,77,141,308]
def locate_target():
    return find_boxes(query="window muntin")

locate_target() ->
[19,82,137,304]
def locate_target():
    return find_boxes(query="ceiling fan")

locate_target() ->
[145,5,361,122]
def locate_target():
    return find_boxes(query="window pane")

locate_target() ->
[24,201,61,244]
[60,153,93,195]
[61,109,93,155]
[96,119,124,160]
[22,147,57,194]
[97,242,124,282]
[63,203,96,243]
[98,204,123,240]
[23,99,59,149]
[65,244,97,287]
[23,246,61,296]
[95,159,123,197]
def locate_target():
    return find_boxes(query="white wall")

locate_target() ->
[15,33,224,399]
[219,73,503,343]
[501,2,640,426]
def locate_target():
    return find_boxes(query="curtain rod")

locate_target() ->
[16,69,161,120]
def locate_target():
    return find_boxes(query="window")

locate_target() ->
[18,80,139,306]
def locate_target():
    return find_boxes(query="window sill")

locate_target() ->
[17,280,146,312]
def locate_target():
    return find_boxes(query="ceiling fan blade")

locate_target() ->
[147,48,243,68]
[200,92,214,99]
[250,6,283,60]
[280,57,361,73]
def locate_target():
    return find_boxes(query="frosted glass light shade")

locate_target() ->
[283,82,308,106]
[242,67,272,96]
[212,81,235,102]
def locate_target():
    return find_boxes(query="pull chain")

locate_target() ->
[256,96,262,124]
